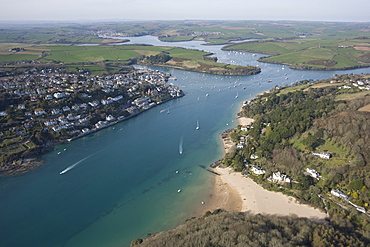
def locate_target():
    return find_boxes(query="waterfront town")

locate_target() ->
[0,66,183,174]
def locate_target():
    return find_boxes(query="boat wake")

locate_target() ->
[179,136,184,155]
[59,154,93,175]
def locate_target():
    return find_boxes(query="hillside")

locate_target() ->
[223,38,370,70]
[131,210,368,246]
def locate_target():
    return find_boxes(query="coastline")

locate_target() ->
[199,104,327,219]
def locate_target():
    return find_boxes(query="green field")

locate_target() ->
[224,37,370,70]
[291,132,352,168]
[40,45,140,63]
[0,43,259,75]
[1,20,370,72]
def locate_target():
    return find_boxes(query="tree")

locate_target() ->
[349,179,364,191]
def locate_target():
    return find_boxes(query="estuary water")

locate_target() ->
[1,36,370,247]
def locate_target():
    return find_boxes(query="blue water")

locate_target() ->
[1,36,370,247]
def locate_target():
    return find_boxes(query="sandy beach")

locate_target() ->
[201,113,327,219]
[214,166,327,218]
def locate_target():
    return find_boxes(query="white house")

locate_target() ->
[34,109,46,116]
[88,101,100,107]
[306,168,320,179]
[241,125,249,131]
[106,115,115,121]
[250,154,259,160]
[331,189,348,200]
[313,152,331,159]
[51,109,60,115]
[54,92,67,99]
[95,121,108,129]
[113,95,123,101]
[251,165,266,175]
[44,119,57,126]
[62,106,71,112]
[271,171,291,183]
[81,128,90,134]
[52,125,67,132]
[45,95,53,100]
[134,97,150,106]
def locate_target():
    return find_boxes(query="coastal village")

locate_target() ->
[0,66,183,174]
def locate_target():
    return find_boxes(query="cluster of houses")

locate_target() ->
[247,164,292,184]
[331,189,368,214]
[336,78,370,91]
[237,125,253,149]
[0,67,183,138]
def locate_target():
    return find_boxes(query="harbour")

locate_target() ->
[1,36,370,247]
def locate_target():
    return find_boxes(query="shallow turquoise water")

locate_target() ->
[1,36,370,247]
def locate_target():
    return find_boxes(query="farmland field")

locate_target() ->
[1,20,370,73]
[0,43,259,75]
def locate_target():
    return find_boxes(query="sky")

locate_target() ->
[0,0,369,22]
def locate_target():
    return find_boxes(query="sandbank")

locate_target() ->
[196,172,242,216]
[238,116,254,126]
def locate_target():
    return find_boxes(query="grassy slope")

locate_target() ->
[224,38,370,69]
[0,44,258,75]
[2,20,369,70]
[278,81,370,170]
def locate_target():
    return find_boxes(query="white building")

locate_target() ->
[271,171,291,183]
[44,120,57,126]
[81,128,90,134]
[251,165,266,175]
[331,189,348,200]
[34,109,46,116]
[106,115,115,121]
[241,125,250,131]
[250,154,259,160]
[306,168,320,179]
[54,92,67,99]
[312,152,331,159]
[51,109,60,115]
[62,106,71,112]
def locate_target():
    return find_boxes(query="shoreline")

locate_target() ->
[198,104,327,219]
[0,95,183,177]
